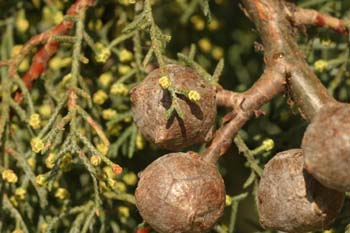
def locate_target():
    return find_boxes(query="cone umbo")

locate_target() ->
[131,64,216,150]
[135,152,225,233]
[258,149,344,233]
[302,103,350,192]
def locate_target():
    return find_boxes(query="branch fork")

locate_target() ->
[203,0,349,163]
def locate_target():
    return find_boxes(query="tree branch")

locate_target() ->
[284,3,349,35]
[204,0,345,163]
[203,67,286,163]
[10,0,95,103]
[241,0,337,121]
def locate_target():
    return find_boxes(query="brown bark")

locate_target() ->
[240,0,336,120]
[203,0,346,163]
[284,4,349,35]
[204,67,285,163]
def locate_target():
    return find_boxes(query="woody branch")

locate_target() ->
[7,0,95,102]
[205,0,343,162]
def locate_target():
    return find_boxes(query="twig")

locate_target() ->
[5,147,48,208]
[241,0,337,120]
[203,68,286,163]
[10,0,96,103]
[284,3,349,35]
[45,202,93,233]
[228,192,248,233]
[233,136,263,176]
[3,195,29,233]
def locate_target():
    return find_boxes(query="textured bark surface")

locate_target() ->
[135,152,225,233]
[302,104,350,192]
[131,64,216,150]
[240,0,336,121]
[258,149,344,233]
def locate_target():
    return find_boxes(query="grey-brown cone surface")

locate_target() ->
[258,149,344,233]
[135,152,225,233]
[131,64,216,151]
[302,104,350,192]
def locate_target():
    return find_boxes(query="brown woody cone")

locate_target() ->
[258,149,344,233]
[131,64,216,151]
[302,103,350,192]
[135,152,225,233]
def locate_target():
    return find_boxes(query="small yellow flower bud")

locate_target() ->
[27,157,36,170]
[2,169,18,183]
[79,56,89,64]
[262,139,274,151]
[31,137,44,153]
[49,56,72,70]
[159,75,171,89]
[323,230,334,233]
[198,38,212,53]
[98,72,113,88]
[12,229,24,233]
[114,180,127,192]
[59,153,72,171]
[320,39,333,47]
[61,73,72,86]
[124,116,132,123]
[110,83,129,96]
[93,90,108,105]
[208,18,220,31]
[61,57,72,67]
[96,143,109,156]
[45,153,56,169]
[39,104,52,119]
[107,178,117,189]
[102,108,117,120]
[15,188,26,200]
[11,45,23,57]
[225,195,232,206]
[136,133,144,150]
[16,10,29,33]
[35,174,47,186]
[188,90,201,102]
[29,113,41,129]
[95,20,103,31]
[118,206,130,218]
[90,155,102,166]
[118,49,133,63]
[212,46,224,60]
[107,123,122,136]
[191,15,205,31]
[88,19,103,32]
[314,59,328,72]
[118,65,131,75]
[19,58,30,72]
[103,166,115,179]
[118,0,135,6]
[95,42,111,63]
[55,187,70,200]
[40,223,48,233]
[53,0,63,9]
[53,11,64,25]
[32,0,40,8]
[122,172,138,186]
[323,230,333,233]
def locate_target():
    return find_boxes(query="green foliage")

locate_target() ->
[0,0,349,232]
